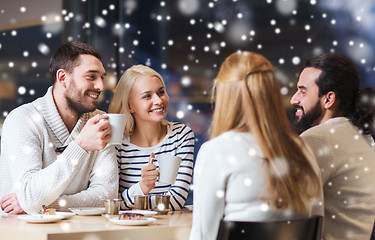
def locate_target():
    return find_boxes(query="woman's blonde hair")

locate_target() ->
[211,51,320,212]
[108,64,169,135]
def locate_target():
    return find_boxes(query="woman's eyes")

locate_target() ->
[141,90,165,99]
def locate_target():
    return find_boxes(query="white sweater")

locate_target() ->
[301,117,375,240]
[190,131,323,240]
[0,87,119,213]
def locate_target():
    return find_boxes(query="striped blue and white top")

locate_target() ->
[116,122,195,210]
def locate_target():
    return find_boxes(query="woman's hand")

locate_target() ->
[139,153,158,194]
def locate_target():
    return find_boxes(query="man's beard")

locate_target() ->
[293,100,322,134]
[66,94,98,115]
[64,77,99,115]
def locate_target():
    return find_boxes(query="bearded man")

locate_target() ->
[0,41,118,214]
[291,52,375,240]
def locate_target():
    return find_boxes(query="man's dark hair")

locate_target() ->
[306,52,375,134]
[49,41,102,85]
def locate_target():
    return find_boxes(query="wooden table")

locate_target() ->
[0,209,192,240]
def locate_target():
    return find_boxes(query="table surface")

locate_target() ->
[0,208,192,240]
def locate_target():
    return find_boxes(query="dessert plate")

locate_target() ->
[18,214,64,223]
[119,210,157,217]
[109,217,157,226]
[56,212,76,219]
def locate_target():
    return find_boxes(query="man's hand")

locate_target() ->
[75,114,112,152]
[1,193,26,215]
[139,153,158,194]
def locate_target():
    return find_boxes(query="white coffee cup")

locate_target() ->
[103,113,125,145]
[157,155,182,184]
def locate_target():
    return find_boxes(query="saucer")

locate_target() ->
[68,207,105,216]
[152,208,170,215]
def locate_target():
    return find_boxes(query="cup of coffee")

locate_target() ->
[157,155,182,184]
[103,113,125,145]
[155,194,170,213]
[104,199,122,215]
[134,195,149,210]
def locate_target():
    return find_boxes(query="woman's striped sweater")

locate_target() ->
[116,122,195,210]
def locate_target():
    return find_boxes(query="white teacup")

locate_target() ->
[157,155,182,185]
[103,113,125,145]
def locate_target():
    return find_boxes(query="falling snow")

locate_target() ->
[59,199,67,207]
[216,190,224,198]
[1,4,375,237]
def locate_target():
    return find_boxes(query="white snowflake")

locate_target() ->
[216,190,224,198]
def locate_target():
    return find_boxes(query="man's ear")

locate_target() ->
[56,69,67,87]
[322,91,336,109]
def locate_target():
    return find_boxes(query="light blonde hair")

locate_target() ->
[108,64,169,135]
[211,51,320,212]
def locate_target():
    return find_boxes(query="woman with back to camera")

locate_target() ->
[189,51,323,240]
[108,65,195,211]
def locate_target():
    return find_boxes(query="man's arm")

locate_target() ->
[1,108,89,213]
[1,108,115,213]
[49,145,119,210]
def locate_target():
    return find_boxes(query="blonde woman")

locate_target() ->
[108,65,195,210]
[190,52,323,239]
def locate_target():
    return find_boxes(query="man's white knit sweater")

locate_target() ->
[0,87,119,213]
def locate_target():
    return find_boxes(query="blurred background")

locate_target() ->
[1,0,375,203]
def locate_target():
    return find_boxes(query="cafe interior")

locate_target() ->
[0,0,375,239]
